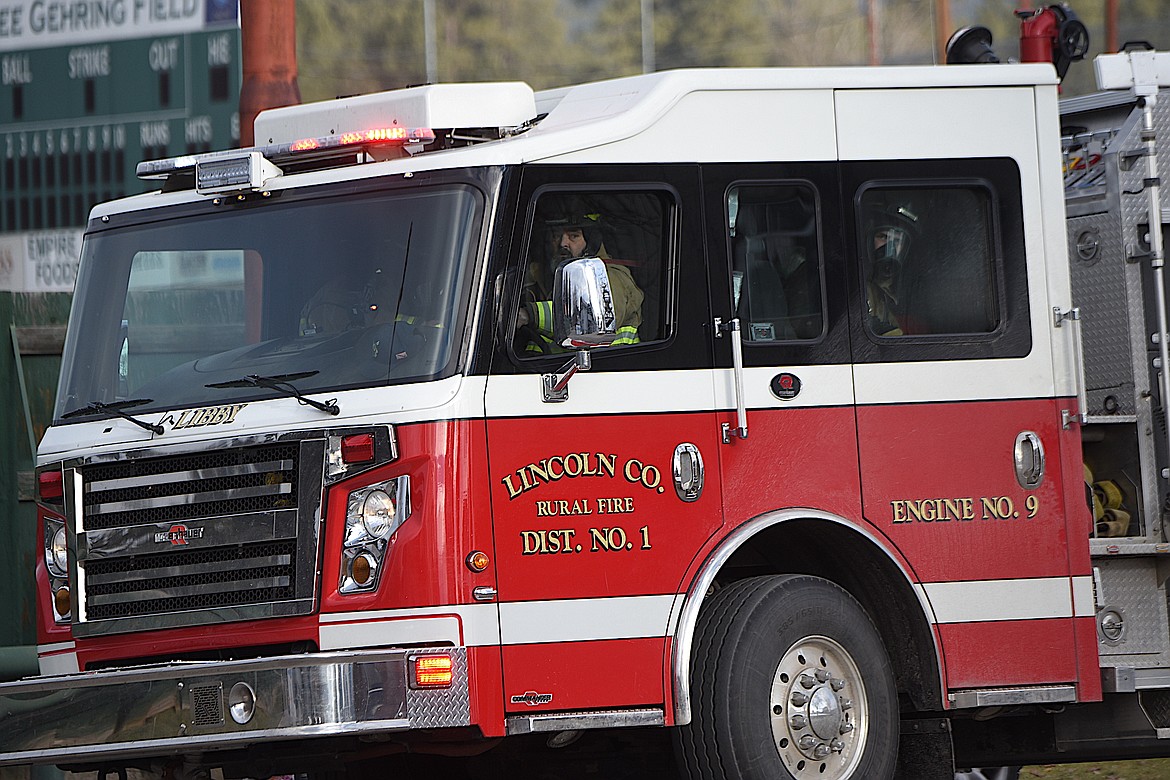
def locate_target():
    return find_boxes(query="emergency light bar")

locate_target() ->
[135,126,437,194]
[254,83,537,146]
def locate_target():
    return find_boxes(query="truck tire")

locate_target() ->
[675,575,899,780]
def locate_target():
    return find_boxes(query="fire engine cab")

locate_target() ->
[6,21,1170,780]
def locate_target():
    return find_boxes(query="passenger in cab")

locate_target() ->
[517,208,644,353]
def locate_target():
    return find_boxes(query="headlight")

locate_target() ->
[43,517,70,622]
[339,476,411,594]
[51,526,68,575]
[45,519,68,578]
[360,489,396,540]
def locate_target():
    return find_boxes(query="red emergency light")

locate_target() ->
[340,433,375,464]
[38,470,64,501]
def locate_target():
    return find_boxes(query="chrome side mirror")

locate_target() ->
[541,257,616,403]
[552,256,617,349]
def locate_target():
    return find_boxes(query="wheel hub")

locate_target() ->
[770,636,867,779]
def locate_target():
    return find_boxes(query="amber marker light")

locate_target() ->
[466,550,490,572]
[53,586,71,620]
[412,654,454,688]
[350,551,377,587]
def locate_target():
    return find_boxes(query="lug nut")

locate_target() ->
[831,738,845,752]
[800,674,817,689]
[799,735,817,750]
[814,744,831,759]
[815,669,830,682]
[830,678,846,691]
[840,697,853,710]
[840,722,855,734]
[791,691,809,707]
[790,714,808,730]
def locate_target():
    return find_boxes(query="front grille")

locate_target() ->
[85,540,296,619]
[72,440,323,637]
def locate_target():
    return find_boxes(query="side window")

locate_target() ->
[727,183,824,342]
[858,184,1000,338]
[515,189,672,358]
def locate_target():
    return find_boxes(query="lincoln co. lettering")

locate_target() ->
[521,525,652,555]
[502,452,665,499]
[891,495,1040,523]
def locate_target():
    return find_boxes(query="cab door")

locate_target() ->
[702,163,862,529]
[836,86,1088,693]
[484,164,724,716]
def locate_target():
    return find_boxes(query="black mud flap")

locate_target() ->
[897,717,956,780]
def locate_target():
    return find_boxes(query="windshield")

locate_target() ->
[55,183,483,421]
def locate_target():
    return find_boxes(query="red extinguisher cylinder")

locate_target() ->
[1018,7,1059,65]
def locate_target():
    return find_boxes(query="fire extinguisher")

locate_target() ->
[1017,4,1090,80]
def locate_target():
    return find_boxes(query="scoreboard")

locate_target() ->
[0,0,240,243]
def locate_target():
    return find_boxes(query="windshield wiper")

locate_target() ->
[206,371,340,416]
[61,398,165,435]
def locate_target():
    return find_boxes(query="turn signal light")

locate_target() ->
[466,550,490,572]
[413,654,453,688]
[53,586,71,620]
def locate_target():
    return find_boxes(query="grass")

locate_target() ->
[1022,760,1170,778]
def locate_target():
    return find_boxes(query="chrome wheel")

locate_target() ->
[770,635,867,779]
[675,575,898,780]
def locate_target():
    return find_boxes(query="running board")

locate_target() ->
[506,707,665,735]
[949,685,1077,709]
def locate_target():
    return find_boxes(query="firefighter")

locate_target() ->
[864,204,918,337]
[517,209,644,353]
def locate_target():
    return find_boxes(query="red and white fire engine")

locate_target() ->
[6,8,1170,779]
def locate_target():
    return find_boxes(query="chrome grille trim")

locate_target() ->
[86,459,295,493]
[84,553,292,585]
[81,509,300,561]
[89,482,293,514]
[87,576,292,605]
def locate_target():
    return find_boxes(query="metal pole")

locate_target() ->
[867,0,880,66]
[935,0,951,64]
[424,0,438,83]
[641,0,655,73]
[9,326,37,458]
[1106,0,1119,53]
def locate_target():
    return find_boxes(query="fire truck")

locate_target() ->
[6,9,1170,780]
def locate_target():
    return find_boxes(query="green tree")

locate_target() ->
[438,0,575,87]
[297,1,427,101]
[656,0,769,69]
[297,0,577,99]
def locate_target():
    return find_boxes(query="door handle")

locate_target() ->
[673,443,705,502]
[1014,431,1045,489]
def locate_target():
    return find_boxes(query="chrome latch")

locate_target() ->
[1053,306,1080,328]
[1062,409,1085,429]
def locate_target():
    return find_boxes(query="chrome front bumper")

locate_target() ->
[0,647,469,767]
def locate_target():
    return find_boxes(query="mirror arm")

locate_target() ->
[542,350,591,403]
